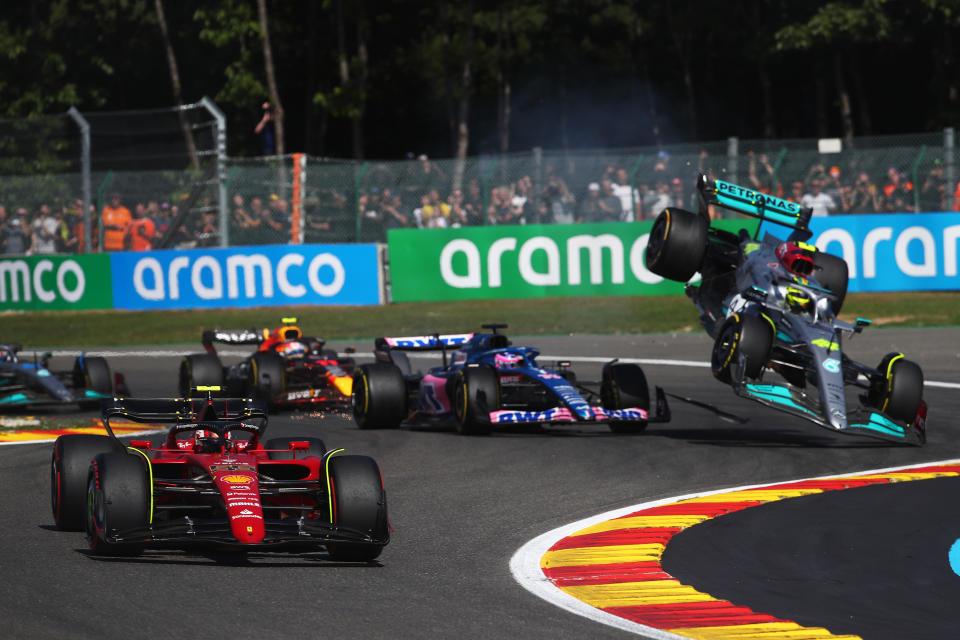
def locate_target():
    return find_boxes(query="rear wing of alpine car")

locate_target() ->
[696,172,813,238]
[375,334,474,351]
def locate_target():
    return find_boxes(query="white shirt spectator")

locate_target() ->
[801,191,836,217]
[612,182,639,222]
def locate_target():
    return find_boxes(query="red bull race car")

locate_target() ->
[352,324,670,435]
[50,391,389,560]
[178,318,355,410]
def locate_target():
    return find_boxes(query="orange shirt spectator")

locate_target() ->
[126,216,156,251]
[101,193,132,251]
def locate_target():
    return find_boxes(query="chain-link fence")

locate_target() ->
[0,105,955,254]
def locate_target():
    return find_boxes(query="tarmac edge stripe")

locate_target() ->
[510,457,960,639]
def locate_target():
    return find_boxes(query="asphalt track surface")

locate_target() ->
[1,328,958,639]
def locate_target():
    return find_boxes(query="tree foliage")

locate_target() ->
[0,0,956,159]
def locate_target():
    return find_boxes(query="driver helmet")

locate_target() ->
[494,352,523,368]
[193,429,222,453]
[280,340,307,359]
[0,348,12,363]
[776,241,816,276]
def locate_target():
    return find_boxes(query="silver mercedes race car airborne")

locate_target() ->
[644,173,927,445]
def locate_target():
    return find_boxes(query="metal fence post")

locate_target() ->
[726,137,739,184]
[910,145,927,213]
[354,162,369,241]
[946,127,956,212]
[532,146,542,221]
[200,96,228,247]
[66,107,92,253]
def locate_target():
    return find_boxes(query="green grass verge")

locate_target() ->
[3,291,958,347]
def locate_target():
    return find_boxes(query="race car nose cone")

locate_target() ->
[331,374,352,397]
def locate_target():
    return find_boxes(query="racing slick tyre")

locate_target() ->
[265,436,327,460]
[453,366,499,436]
[86,451,150,556]
[813,251,849,314]
[352,363,407,429]
[325,455,389,562]
[645,208,709,282]
[711,314,773,383]
[179,353,224,398]
[868,353,924,423]
[51,434,116,531]
[248,351,286,405]
[601,363,650,434]
[74,356,113,409]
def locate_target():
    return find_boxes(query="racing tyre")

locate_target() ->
[711,314,773,383]
[868,353,924,423]
[813,251,849,314]
[265,436,327,460]
[86,451,150,555]
[74,356,113,409]
[645,208,709,282]
[326,455,389,562]
[453,366,499,435]
[248,351,286,405]
[179,353,224,398]
[51,434,115,531]
[601,363,650,434]
[352,363,407,429]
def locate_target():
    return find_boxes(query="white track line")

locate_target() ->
[510,457,960,639]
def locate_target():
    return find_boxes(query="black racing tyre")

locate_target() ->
[74,356,113,408]
[453,366,499,435]
[352,363,407,429]
[179,353,224,398]
[248,351,286,403]
[645,208,709,282]
[869,353,924,423]
[326,455,389,562]
[264,436,327,460]
[86,451,150,555]
[813,251,849,314]
[51,434,116,531]
[601,363,650,434]
[711,314,773,383]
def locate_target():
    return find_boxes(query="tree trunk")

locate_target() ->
[440,1,456,155]
[849,48,872,135]
[257,0,284,156]
[453,0,474,190]
[833,51,854,146]
[814,58,828,138]
[154,0,199,170]
[353,0,367,160]
[304,0,319,154]
[758,60,775,138]
[496,5,510,155]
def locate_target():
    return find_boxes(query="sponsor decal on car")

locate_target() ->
[592,407,648,421]
[822,358,841,373]
[287,389,315,401]
[491,408,577,423]
[220,474,256,484]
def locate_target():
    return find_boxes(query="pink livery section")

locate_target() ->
[490,407,649,424]
[418,373,453,414]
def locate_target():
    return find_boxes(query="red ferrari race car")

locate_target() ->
[50,391,389,560]
[178,318,355,410]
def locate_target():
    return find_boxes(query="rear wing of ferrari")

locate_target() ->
[375,334,474,351]
[696,173,813,236]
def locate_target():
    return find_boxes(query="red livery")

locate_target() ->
[50,394,389,561]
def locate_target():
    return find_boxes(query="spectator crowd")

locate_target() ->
[3,150,960,255]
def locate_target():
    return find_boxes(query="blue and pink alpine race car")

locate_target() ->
[351,324,669,435]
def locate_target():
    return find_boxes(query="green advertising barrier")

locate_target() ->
[388,220,756,302]
[0,254,113,311]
